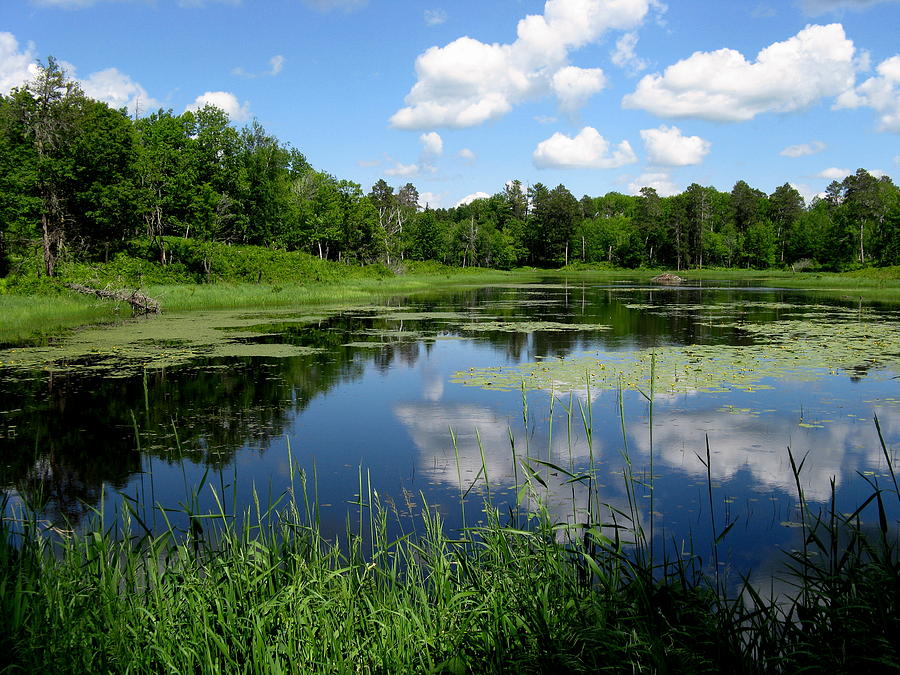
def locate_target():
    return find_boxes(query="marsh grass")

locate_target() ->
[145,269,516,313]
[1,397,898,672]
[0,293,123,346]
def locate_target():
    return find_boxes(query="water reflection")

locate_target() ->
[0,280,897,575]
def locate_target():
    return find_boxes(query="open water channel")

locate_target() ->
[1,277,898,577]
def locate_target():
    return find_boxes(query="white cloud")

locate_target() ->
[751,4,778,18]
[895,155,900,165]
[799,0,900,16]
[817,167,851,179]
[0,32,39,95]
[611,31,648,74]
[835,55,900,132]
[424,9,447,26]
[80,67,161,113]
[457,148,476,161]
[0,34,161,115]
[185,91,250,122]
[455,192,490,207]
[639,124,710,166]
[357,158,381,167]
[269,55,285,75]
[623,24,858,122]
[420,131,443,156]
[232,55,285,78]
[534,115,558,124]
[419,191,445,208]
[780,140,827,157]
[391,0,657,129]
[817,167,887,180]
[789,182,820,204]
[533,126,637,169]
[551,65,607,111]
[384,162,421,177]
[627,171,680,196]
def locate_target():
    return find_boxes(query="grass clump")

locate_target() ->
[1,408,898,673]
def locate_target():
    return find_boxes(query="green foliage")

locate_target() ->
[1,60,898,281]
[1,416,897,673]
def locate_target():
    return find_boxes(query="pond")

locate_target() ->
[1,277,898,577]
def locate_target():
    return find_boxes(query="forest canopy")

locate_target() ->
[1,59,898,279]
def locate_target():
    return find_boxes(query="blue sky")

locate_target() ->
[2,0,899,208]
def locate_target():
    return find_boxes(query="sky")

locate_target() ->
[1,0,899,209]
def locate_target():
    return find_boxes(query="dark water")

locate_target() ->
[1,280,898,575]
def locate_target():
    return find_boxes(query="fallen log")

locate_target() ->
[650,273,684,285]
[65,283,161,314]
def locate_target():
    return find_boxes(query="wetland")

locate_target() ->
[2,275,898,574]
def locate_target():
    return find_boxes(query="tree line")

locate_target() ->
[1,59,897,279]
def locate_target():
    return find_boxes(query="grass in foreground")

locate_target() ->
[1,407,898,673]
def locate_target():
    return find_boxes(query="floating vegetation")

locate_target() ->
[452,316,899,394]
[368,310,485,322]
[0,309,329,375]
[459,320,612,333]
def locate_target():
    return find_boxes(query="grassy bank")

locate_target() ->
[558,265,900,304]
[2,237,899,345]
[0,240,522,343]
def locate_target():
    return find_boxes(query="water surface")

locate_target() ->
[1,279,898,573]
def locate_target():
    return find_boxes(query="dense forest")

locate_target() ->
[1,59,898,281]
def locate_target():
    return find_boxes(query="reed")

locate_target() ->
[0,401,897,673]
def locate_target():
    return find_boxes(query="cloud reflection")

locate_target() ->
[629,405,899,502]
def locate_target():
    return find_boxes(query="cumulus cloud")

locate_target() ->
[622,23,858,122]
[639,124,710,165]
[817,167,851,179]
[81,67,161,113]
[418,191,445,208]
[186,91,250,122]
[0,34,161,114]
[0,32,39,95]
[455,191,491,207]
[533,126,637,169]
[790,182,820,204]
[232,55,285,78]
[391,0,657,129]
[611,31,649,74]
[835,55,900,132]
[424,9,447,26]
[627,171,680,196]
[457,148,476,161]
[551,66,607,111]
[799,0,900,16]
[384,162,421,177]
[420,131,444,156]
[780,140,827,157]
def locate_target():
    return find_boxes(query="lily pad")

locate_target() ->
[452,316,899,395]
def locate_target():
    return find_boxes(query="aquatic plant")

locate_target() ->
[1,397,897,673]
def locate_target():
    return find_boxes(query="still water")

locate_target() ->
[1,279,898,574]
